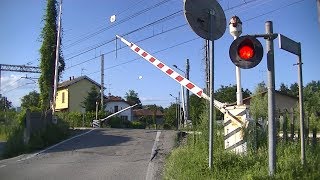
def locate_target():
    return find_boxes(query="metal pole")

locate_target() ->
[180,85,186,127]
[208,10,215,169]
[52,0,62,115]
[95,101,98,120]
[235,35,243,105]
[101,54,105,112]
[186,59,190,122]
[266,21,276,176]
[178,91,181,128]
[297,48,306,165]
[176,97,178,129]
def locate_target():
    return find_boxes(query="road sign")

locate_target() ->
[279,34,301,56]
[184,0,226,40]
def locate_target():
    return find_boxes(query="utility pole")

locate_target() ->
[266,21,276,176]
[185,59,190,124]
[52,0,62,116]
[101,54,105,112]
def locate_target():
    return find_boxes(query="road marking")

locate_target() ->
[0,165,6,168]
[146,130,161,180]
[17,129,95,162]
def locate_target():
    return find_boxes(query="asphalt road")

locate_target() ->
[0,128,176,180]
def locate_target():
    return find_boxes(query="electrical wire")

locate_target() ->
[64,0,173,49]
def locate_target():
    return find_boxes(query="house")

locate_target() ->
[105,95,134,121]
[133,109,164,124]
[56,76,103,112]
[235,90,299,115]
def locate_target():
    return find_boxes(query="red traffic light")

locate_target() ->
[238,45,254,60]
[229,35,263,69]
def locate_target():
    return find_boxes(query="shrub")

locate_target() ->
[130,121,145,129]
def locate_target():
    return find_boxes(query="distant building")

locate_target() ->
[105,95,133,121]
[56,76,103,112]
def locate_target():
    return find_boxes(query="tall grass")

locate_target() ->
[164,110,320,179]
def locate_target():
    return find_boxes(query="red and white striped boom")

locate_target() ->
[116,35,226,110]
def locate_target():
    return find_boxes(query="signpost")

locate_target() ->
[279,34,305,165]
[184,0,226,169]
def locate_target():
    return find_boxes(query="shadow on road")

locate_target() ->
[44,129,132,154]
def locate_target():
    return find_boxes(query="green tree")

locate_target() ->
[214,84,251,120]
[189,94,206,127]
[250,82,268,120]
[39,0,65,110]
[164,104,177,129]
[289,82,299,97]
[21,91,40,109]
[304,81,320,129]
[278,83,290,94]
[124,90,142,109]
[82,86,100,112]
[0,96,12,111]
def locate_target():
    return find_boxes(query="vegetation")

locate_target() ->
[124,90,142,109]
[21,90,40,109]
[82,86,100,112]
[164,81,320,179]
[39,0,65,110]
[0,96,13,111]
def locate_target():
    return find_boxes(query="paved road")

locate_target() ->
[0,128,176,180]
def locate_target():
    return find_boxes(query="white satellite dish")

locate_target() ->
[184,0,226,41]
[110,15,116,23]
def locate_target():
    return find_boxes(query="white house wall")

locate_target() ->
[105,101,133,121]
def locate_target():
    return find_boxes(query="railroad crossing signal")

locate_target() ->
[229,35,263,69]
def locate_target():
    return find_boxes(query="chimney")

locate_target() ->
[69,77,71,80]
[72,76,74,80]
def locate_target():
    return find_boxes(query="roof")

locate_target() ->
[133,109,164,116]
[105,95,129,104]
[58,75,102,89]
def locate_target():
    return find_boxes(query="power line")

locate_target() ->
[64,0,173,49]
[64,10,183,60]
[65,23,188,70]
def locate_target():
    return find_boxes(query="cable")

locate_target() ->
[85,37,199,76]
[65,23,188,70]
[64,10,183,60]
[64,0,173,49]
[0,77,22,92]
[2,83,35,94]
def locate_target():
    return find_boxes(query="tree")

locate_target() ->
[164,104,177,129]
[250,83,268,120]
[303,81,320,129]
[189,94,206,127]
[0,96,12,111]
[124,90,142,109]
[82,86,100,112]
[214,84,251,120]
[21,91,40,109]
[39,0,65,110]
[289,83,299,97]
[255,81,267,94]
[278,83,290,94]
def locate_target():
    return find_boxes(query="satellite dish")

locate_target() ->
[184,0,226,41]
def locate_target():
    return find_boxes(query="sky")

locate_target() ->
[0,0,319,108]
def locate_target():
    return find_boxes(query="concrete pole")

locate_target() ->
[186,59,190,122]
[101,54,105,112]
[95,101,98,120]
[52,0,63,115]
[266,21,276,176]
[297,49,306,165]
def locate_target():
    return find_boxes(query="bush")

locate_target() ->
[130,121,145,129]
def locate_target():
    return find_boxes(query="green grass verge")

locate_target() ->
[164,132,320,180]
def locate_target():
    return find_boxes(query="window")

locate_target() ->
[62,92,65,103]
[114,105,118,112]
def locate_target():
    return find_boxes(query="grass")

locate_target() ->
[164,128,320,180]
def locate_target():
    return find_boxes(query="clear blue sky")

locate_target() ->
[0,0,319,107]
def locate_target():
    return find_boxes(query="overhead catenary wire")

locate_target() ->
[64,0,173,49]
